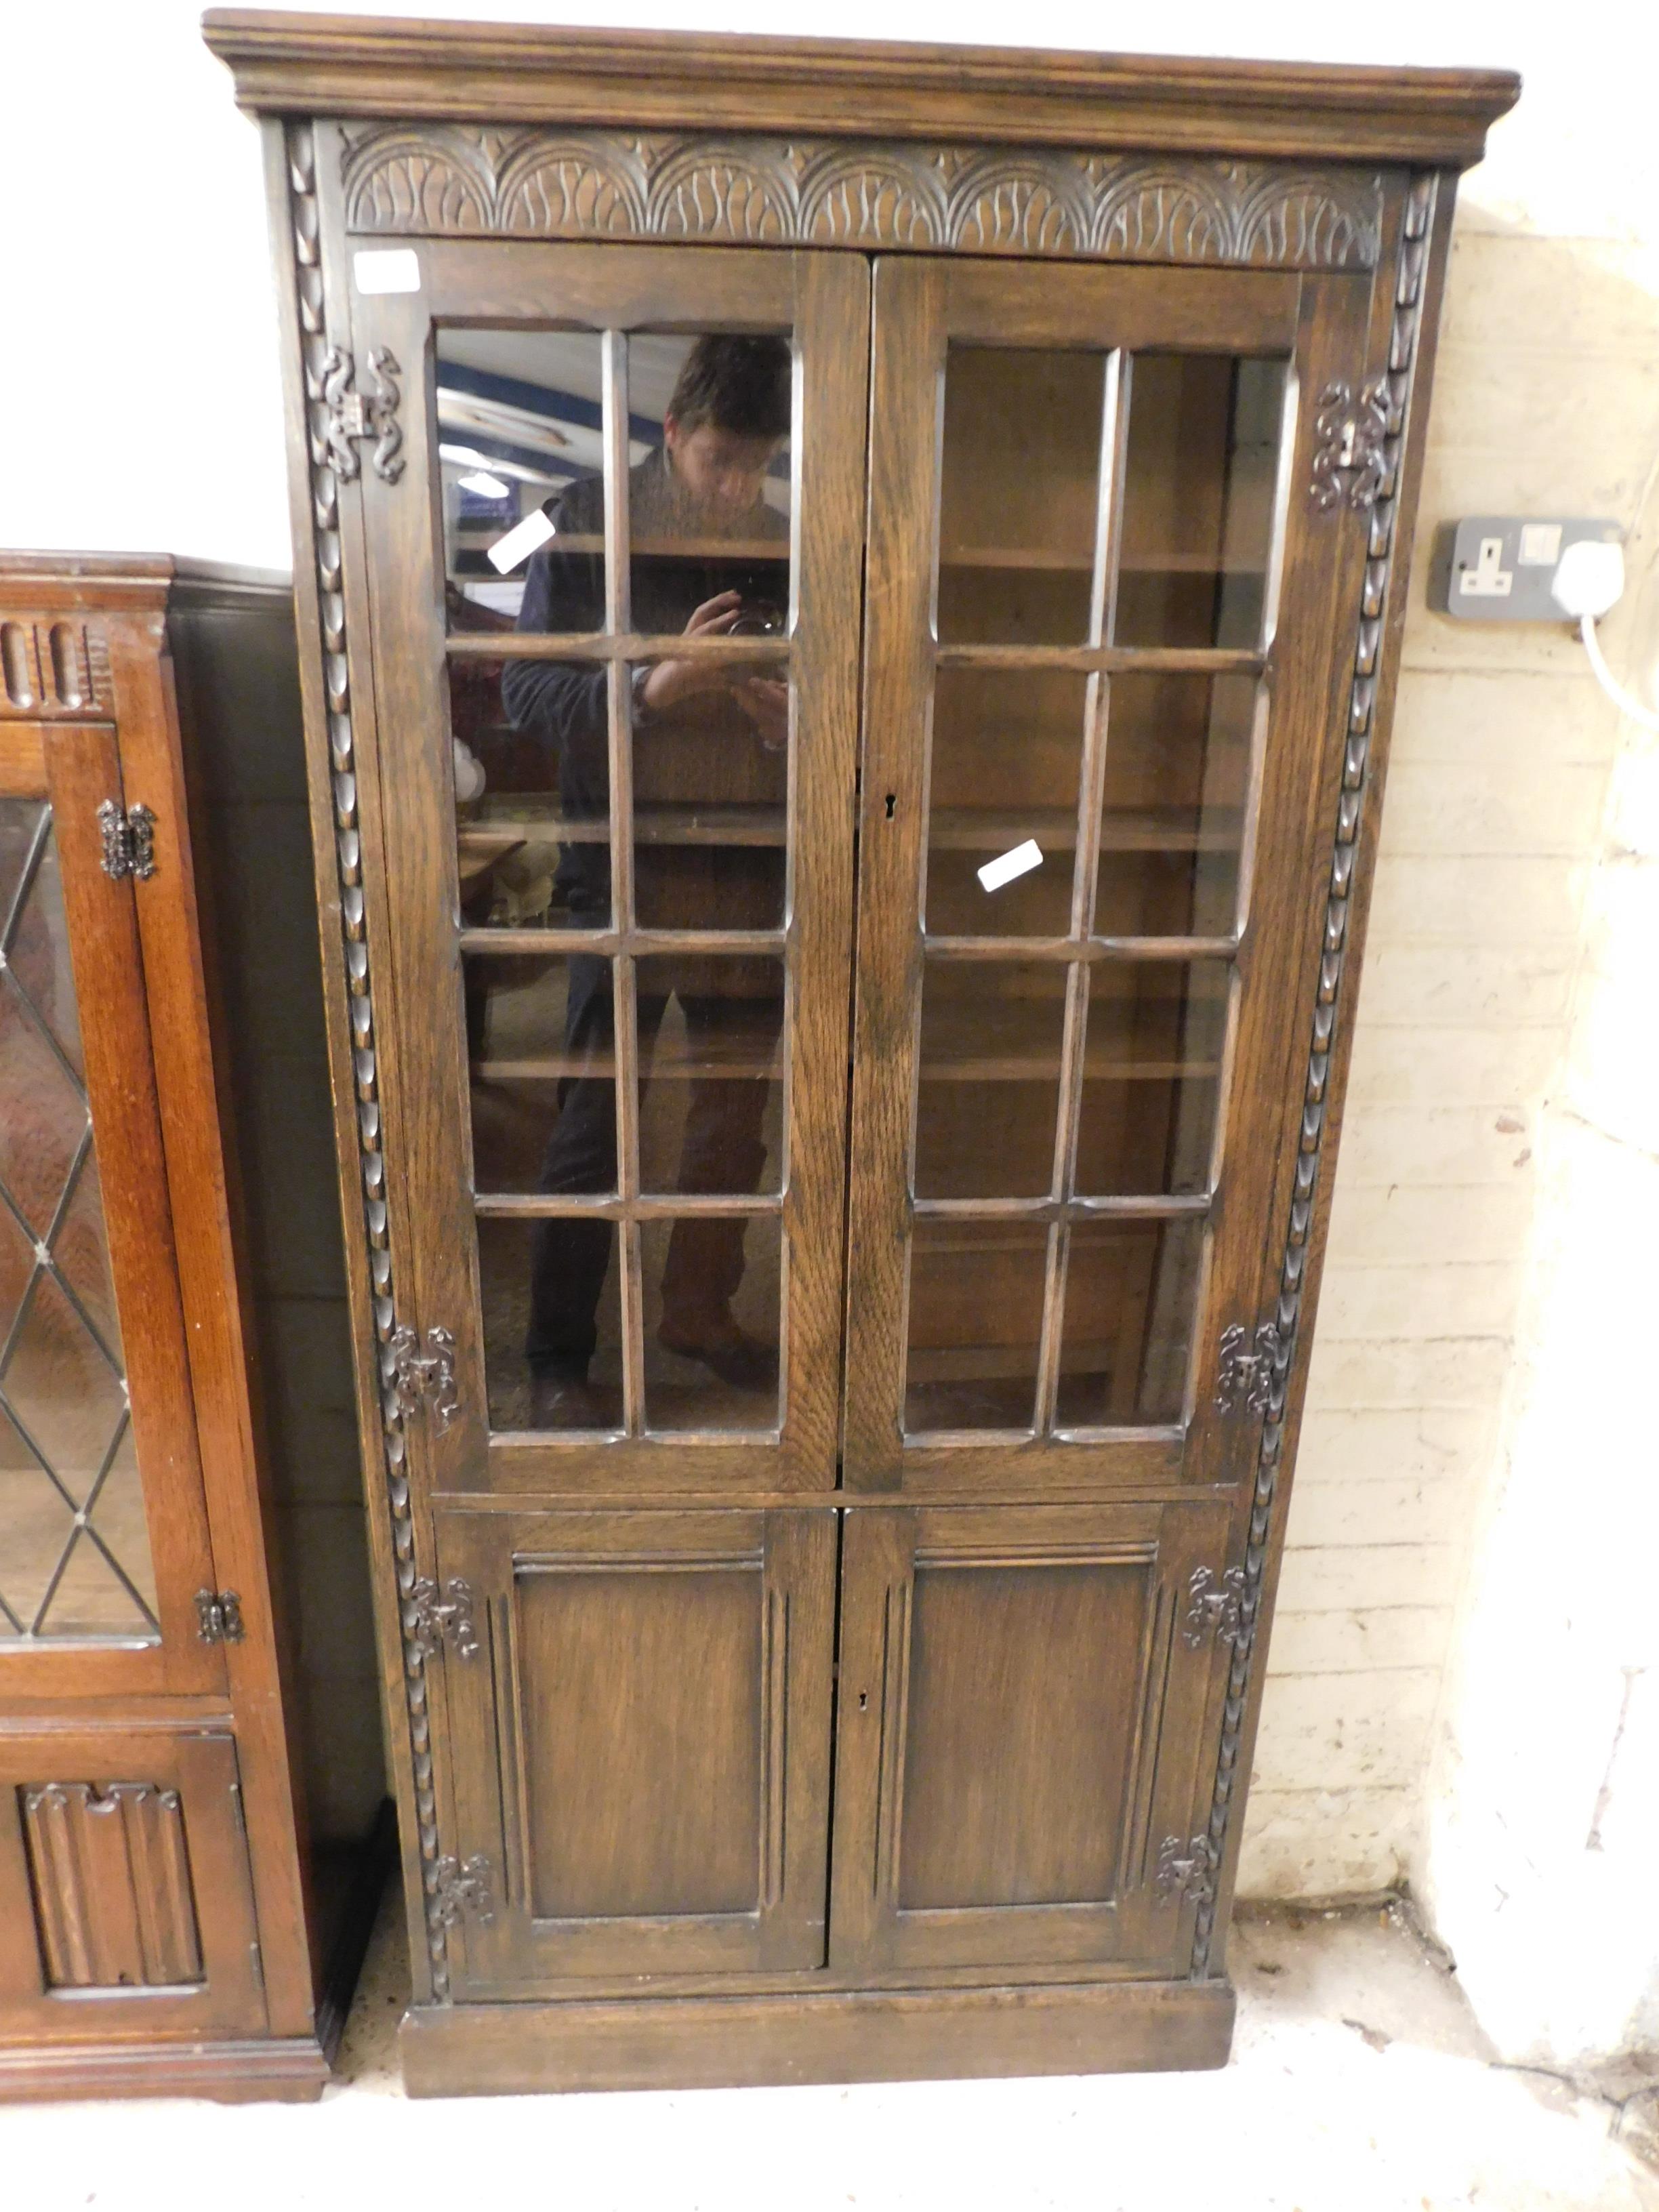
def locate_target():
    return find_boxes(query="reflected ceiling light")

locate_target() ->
[458,470,512,499]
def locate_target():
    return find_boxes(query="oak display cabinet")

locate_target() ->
[208,12,1517,2095]
[0,555,376,2100]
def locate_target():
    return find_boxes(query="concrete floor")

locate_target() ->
[7,1891,1657,2212]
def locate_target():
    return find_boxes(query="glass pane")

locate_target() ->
[480,1217,623,1434]
[452,653,611,933]
[627,332,793,626]
[939,349,1104,645]
[630,659,788,934]
[0,802,155,1642]
[1057,1218,1205,1427]
[1113,354,1288,649]
[1096,674,1257,939]
[925,667,1088,939]
[466,951,616,1197]
[1077,962,1229,1197]
[915,960,1067,1200]
[636,956,784,1200]
[441,329,610,930]
[642,1214,781,1433]
[905,1221,1048,1433]
[438,329,605,609]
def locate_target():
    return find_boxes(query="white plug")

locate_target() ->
[1551,539,1625,619]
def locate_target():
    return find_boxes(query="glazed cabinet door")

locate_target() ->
[434,1506,836,1992]
[0,717,222,1696]
[844,255,1372,1494]
[344,241,867,1498]
[829,1500,1233,1976]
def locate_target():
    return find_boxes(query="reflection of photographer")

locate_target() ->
[503,335,791,1426]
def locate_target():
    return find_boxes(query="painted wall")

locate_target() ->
[7,0,1658,2066]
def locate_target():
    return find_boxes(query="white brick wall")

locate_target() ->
[1240,215,1657,1903]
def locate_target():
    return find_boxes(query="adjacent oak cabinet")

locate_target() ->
[207,12,1518,2095]
[0,554,375,2100]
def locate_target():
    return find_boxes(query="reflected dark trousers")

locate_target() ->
[525,954,780,1380]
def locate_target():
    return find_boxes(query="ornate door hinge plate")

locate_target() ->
[388,1322,459,1431]
[430,1852,494,1927]
[1310,380,1391,511]
[1214,1321,1286,1416]
[195,1588,245,1644]
[321,344,405,483]
[1154,1833,1216,1909]
[406,1576,478,1660]
[1182,1564,1246,1651]
[98,801,157,881]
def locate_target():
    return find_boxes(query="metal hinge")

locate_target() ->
[194,1588,245,1644]
[1154,1833,1216,1909]
[1310,380,1391,512]
[1214,1321,1286,1417]
[430,1852,494,1927]
[98,800,157,881]
[406,1576,478,1661]
[388,1322,460,1431]
[1181,1565,1246,1651]
[321,344,405,484]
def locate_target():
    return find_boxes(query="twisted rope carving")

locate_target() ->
[1189,172,1438,1976]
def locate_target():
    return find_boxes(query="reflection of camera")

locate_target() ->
[728,598,784,638]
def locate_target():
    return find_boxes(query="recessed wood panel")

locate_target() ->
[517,1559,763,1921]
[898,1558,1150,1911]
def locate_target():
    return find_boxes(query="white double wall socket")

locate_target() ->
[1430,517,1622,622]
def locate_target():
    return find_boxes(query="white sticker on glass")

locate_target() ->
[977,839,1044,893]
[352,248,422,295]
[487,508,558,575]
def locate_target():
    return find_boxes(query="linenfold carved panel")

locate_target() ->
[20,1782,204,1988]
[340,125,1383,270]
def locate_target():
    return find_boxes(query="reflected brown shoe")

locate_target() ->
[657,1313,779,1391]
[529,1374,611,1429]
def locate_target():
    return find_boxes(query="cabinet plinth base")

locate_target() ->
[399,1977,1235,2095]
[0,2034,331,2104]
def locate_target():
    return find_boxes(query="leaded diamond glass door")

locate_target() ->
[0,721,221,1694]
[844,256,1372,1494]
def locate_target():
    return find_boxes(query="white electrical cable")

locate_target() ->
[1579,615,1659,734]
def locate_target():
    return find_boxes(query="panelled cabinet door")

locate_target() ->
[435,1506,836,1992]
[0,720,222,1696]
[828,1501,1233,1976]
[345,241,868,1498]
[844,256,1374,1495]
[0,1729,264,2041]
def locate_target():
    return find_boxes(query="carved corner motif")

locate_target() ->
[339,124,1383,272]
[1310,380,1393,511]
[321,343,405,484]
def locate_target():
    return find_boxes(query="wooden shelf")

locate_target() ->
[929,806,1239,855]
[464,531,790,561]
[459,805,787,861]
[472,1031,783,1082]
[458,806,1236,874]
[939,546,1266,575]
